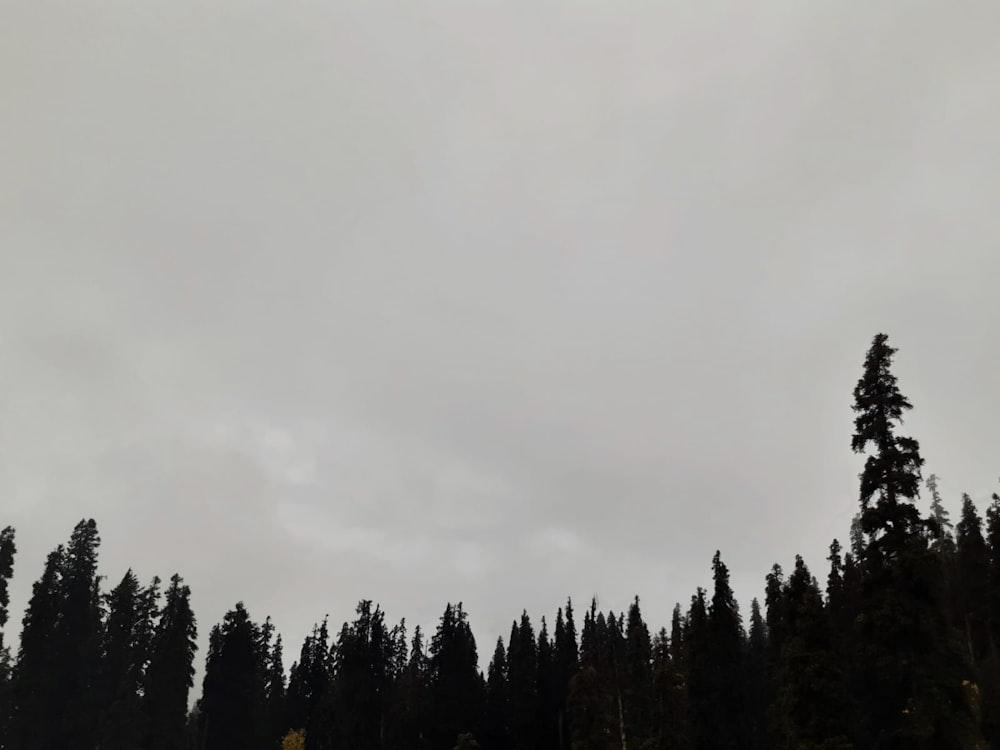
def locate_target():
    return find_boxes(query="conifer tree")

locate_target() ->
[198,602,270,750]
[144,574,198,750]
[507,611,538,750]
[285,621,330,735]
[650,626,674,750]
[851,334,982,748]
[568,600,614,750]
[484,637,511,750]
[983,489,1000,748]
[0,526,15,743]
[851,334,925,558]
[986,490,1000,651]
[553,601,579,750]
[926,474,956,553]
[312,600,393,750]
[685,588,711,750]
[264,634,287,748]
[956,493,991,664]
[430,603,484,750]
[743,598,767,750]
[10,545,64,750]
[768,556,853,750]
[97,570,158,750]
[536,618,559,750]
[54,519,104,749]
[388,624,432,750]
[709,552,745,749]
[660,603,691,750]
[623,597,653,749]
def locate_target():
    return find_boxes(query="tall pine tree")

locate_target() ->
[851,334,982,748]
[0,526,15,744]
[198,602,270,750]
[144,574,198,750]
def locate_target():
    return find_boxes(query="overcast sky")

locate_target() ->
[2,1,999,676]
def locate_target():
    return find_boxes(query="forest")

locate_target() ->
[1,333,998,750]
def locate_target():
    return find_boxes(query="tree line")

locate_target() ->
[1,333,999,750]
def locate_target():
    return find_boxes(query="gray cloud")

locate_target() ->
[2,0,999,677]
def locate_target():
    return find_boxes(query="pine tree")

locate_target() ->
[0,526,15,744]
[264,634,287,749]
[430,603,484,750]
[285,618,331,741]
[198,602,270,750]
[708,552,745,750]
[553,601,579,750]
[311,600,394,750]
[144,574,197,750]
[685,588,711,750]
[0,527,14,637]
[10,545,64,750]
[484,637,511,750]
[956,494,991,664]
[986,489,1000,656]
[768,556,854,750]
[568,600,615,750]
[507,611,538,750]
[983,490,1000,748]
[536,618,559,750]
[743,598,767,750]
[926,475,956,553]
[851,334,982,748]
[660,603,691,750]
[387,625,432,750]
[851,334,925,556]
[54,519,104,749]
[97,570,158,750]
[623,597,653,750]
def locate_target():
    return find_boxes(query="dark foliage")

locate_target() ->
[2,334,997,750]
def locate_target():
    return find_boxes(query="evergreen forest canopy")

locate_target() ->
[1,333,999,750]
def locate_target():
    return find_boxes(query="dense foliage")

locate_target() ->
[1,334,998,749]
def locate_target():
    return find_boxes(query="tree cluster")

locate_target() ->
[2,333,999,750]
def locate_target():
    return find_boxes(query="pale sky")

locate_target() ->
[2,0,999,679]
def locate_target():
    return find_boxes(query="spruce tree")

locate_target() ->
[198,602,270,750]
[0,526,15,744]
[926,474,956,553]
[312,600,393,750]
[388,625,432,750]
[956,494,991,664]
[54,519,104,749]
[553,601,579,750]
[685,588,711,750]
[10,545,64,750]
[663,604,691,750]
[702,552,744,750]
[623,597,653,749]
[0,527,14,638]
[264,634,287,749]
[568,600,614,750]
[144,574,197,750]
[983,490,1000,748]
[851,334,924,556]
[987,490,1000,652]
[536,618,559,750]
[429,603,484,750]
[744,598,767,750]
[484,637,511,750]
[768,556,853,750]
[506,612,538,750]
[96,570,156,750]
[851,334,981,748]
